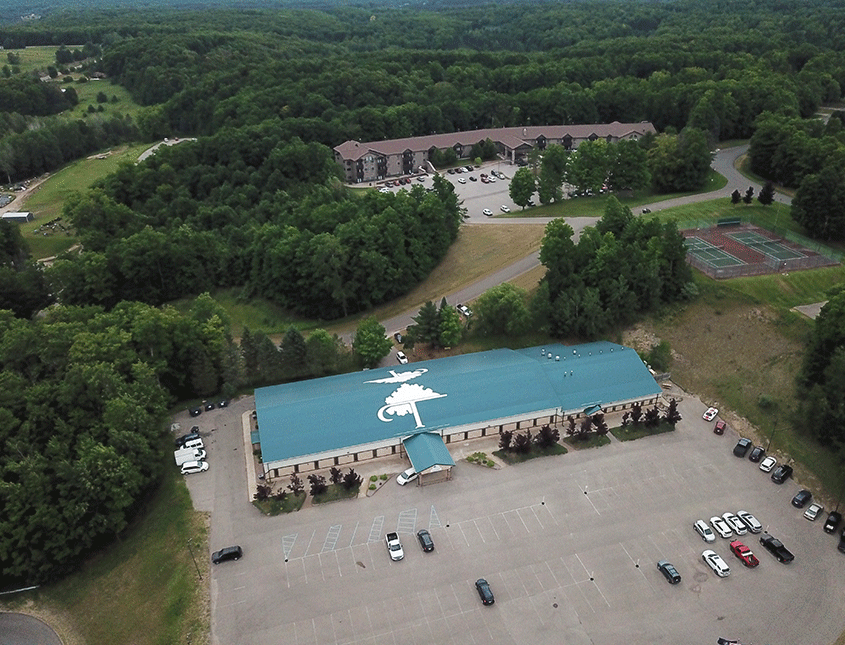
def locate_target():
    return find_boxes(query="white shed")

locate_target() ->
[2,211,33,222]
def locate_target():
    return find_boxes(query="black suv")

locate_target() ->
[771,464,793,484]
[416,529,434,552]
[657,560,681,584]
[733,438,752,457]
[175,431,200,447]
[824,511,842,534]
[212,545,243,564]
[475,578,494,605]
[791,489,812,508]
[748,446,765,462]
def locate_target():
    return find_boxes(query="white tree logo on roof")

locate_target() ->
[366,369,446,428]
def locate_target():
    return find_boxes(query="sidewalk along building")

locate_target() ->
[332,122,656,183]
[253,341,662,480]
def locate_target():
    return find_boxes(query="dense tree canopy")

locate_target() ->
[539,197,693,338]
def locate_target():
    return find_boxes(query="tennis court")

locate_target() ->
[728,231,805,261]
[684,238,743,268]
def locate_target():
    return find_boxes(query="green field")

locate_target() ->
[3,45,75,72]
[20,143,149,258]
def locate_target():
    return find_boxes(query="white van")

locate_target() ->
[174,447,206,465]
[182,437,204,451]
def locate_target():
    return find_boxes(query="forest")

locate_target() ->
[2,0,845,584]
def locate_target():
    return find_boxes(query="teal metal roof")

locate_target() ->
[403,432,455,473]
[254,341,660,467]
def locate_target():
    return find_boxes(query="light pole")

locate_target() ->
[187,540,203,580]
[765,419,778,451]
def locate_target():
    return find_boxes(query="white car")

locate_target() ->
[482,208,493,216]
[702,550,731,577]
[458,177,466,184]
[703,407,719,421]
[379,187,391,194]
[722,512,748,536]
[804,503,824,521]
[710,516,732,539]
[396,351,408,365]
[396,467,418,485]
[759,456,777,472]
[500,205,510,212]
[456,303,472,317]
[694,519,716,543]
[736,510,763,534]
[181,460,209,475]
[488,176,496,182]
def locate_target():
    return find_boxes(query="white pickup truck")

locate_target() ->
[385,532,404,561]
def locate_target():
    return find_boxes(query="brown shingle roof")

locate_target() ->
[334,122,656,161]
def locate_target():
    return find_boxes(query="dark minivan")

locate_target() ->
[771,464,793,484]
[212,545,243,564]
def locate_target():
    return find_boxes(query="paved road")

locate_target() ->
[379,145,775,340]
[0,613,62,645]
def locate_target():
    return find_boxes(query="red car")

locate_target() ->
[730,540,760,568]
[714,420,726,434]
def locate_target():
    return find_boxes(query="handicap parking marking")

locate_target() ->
[368,515,384,542]
[322,524,342,552]
[429,505,442,529]
[397,507,418,533]
[280,533,297,562]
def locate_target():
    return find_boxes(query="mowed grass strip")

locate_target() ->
[22,143,149,258]
[39,467,210,645]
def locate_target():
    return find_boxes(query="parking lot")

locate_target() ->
[185,393,845,645]
[380,164,523,222]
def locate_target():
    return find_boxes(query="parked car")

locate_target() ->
[791,489,812,508]
[175,431,201,448]
[204,401,215,411]
[733,437,753,457]
[736,510,763,534]
[416,529,435,552]
[694,519,716,543]
[714,420,726,435]
[500,205,510,212]
[394,331,403,344]
[759,456,777,472]
[475,578,495,605]
[702,550,731,577]
[823,511,842,534]
[456,303,472,317]
[397,467,418,485]
[212,545,243,564]
[804,503,824,521]
[189,406,202,417]
[839,527,845,553]
[469,175,477,181]
[771,464,793,484]
[710,516,732,539]
[181,460,209,475]
[729,540,759,568]
[483,208,493,216]
[703,407,719,421]
[218,399,228,408]
[396,351,409,365]
[458,177,466,184]
[748,446,765,462]
[656,560,681,584]
[723,512,748,536]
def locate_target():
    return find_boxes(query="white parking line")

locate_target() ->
[347,521,359,548]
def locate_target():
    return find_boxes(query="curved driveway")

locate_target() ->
[379,145,774,337]
[0,613,62,645]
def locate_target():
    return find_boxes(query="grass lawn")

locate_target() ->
[0,465,210,645]
[610,422,676,442]
[66,80,144,122]
[563,434,612,449]
[493,443,568,464]
[20,143,149,258]
[312,483,362,504]
[4,45,76,72]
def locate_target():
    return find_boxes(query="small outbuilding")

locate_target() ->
[2,211,33,223]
